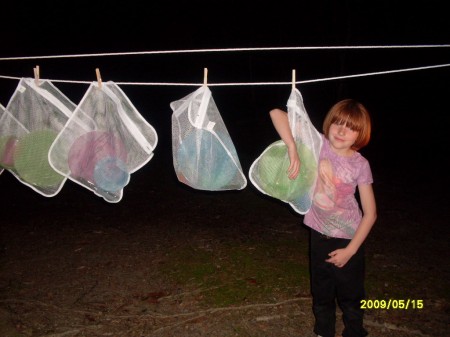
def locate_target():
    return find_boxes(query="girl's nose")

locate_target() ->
[338,126,346,135]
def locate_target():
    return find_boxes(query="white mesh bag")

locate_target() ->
[49,81,158,203]
[0,78,74,196]
[171,86,247,191]
[249,88,322,214]
[0,104,6,176]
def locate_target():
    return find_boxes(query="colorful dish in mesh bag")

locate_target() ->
[68,131,128,186]
[255,140,317,202]
[93,156,130,192]
[0,135,19,169]
[176,129,238,190]
[13,130,65,187]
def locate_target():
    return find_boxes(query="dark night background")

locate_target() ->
[0,1,449,222]
[0,1,449,335]
[0,1,450,170]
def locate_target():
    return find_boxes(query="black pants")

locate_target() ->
[310,229,368,337]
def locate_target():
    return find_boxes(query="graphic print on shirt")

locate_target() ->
[313,158,357,237]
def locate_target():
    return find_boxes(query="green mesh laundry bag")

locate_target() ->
[48,81,158,203]
[171,86,247,191]
[0,78,74,197]
[249,88,322,214]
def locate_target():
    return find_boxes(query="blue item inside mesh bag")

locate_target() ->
[176,129,237,190]
[48,81,158,203]
[94,156,130,192]
[171,86,247,191]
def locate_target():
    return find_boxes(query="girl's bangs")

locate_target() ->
[332,113,363,132]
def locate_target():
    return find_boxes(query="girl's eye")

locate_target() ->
[334,122,353,130]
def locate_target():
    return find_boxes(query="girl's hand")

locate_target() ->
[325,248,353,268]
[287,145,300,179]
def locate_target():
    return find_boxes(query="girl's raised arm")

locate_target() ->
[269,109,300,179]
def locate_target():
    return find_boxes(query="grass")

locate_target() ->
[160,238,310,307]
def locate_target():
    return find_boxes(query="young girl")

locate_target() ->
[270,99,377,337]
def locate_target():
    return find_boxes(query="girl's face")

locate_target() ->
[328,122,359,156]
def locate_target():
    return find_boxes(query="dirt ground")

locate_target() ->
[0,150,448,337]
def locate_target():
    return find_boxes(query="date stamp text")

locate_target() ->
[360,299,423,310]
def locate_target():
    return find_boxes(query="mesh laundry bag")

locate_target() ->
[0,78,74,196]
[171,86,247,191]
[49,81,158,203]
[249,88,322,214]
[0,104,7,176]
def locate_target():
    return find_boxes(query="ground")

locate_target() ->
[0,151,448,337]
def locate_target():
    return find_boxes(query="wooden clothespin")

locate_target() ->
[203,67,208,86]
[292,69,296,89]
[34,65,40,86]
[95,68,102,89]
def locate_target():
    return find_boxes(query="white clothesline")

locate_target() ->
[0,63,449,87]
[0,45,448,87]
[0,44,449,61]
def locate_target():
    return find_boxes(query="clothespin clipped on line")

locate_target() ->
[34,65,40,86]
[203,67,208,86]
[292,69,296,89]
[95,68,102,89]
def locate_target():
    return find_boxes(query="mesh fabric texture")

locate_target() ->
[171,86,247,191]
[249,88,322,214]
[0,78,74,196]
[49,81,158,203]
[0,104,7,176]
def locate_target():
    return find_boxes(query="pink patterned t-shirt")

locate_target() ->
[304,135,373,239]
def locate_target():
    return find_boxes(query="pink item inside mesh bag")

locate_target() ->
[68,131,127,185]
[49,81,158,203]
[0,136,19,169]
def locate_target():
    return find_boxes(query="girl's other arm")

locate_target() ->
[327,183,377,267]
[346,183,377,254]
